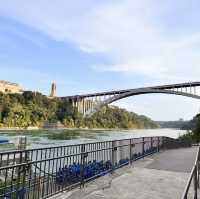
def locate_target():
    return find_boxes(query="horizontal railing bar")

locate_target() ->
[0,141,157,171]
[0,136,163,156]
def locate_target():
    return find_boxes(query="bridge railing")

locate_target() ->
[181,146,200,199]
[0,136,190,199]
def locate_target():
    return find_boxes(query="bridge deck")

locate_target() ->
[50,147,198,199]
[62,81,200,98]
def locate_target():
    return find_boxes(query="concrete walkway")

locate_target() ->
[51,147,198,199]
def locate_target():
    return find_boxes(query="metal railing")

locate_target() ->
[0,136,188,199]
[181,146,200,199]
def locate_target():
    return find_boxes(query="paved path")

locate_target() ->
[51,147,198,199]
[146,147,197,172]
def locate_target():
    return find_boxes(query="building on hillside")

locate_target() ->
[0,80,23,94]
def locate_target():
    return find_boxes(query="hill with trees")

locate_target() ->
[179,114,200,144]
[0,91,158,129]
[156,120,189,129]
[181,116,199,130]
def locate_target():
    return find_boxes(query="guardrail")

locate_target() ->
[181,146,200,199]
[0,136,189,199]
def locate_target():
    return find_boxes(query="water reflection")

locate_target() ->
[47,130,81,140]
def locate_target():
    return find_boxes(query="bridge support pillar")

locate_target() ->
[82,99,85,115]
[78,99,80,114]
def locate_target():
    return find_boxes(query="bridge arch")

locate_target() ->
[86,89,200,116]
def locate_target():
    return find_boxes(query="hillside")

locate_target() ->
[181,116,199,130]
[0,91,158,129]
[84,106,158,129]
[156,120,189,129]
[157,116,199,130]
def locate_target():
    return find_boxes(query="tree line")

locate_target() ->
[0,91,158,129]
[177,113,200,144]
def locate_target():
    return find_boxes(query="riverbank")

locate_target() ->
[0,126,159,132]
[0,127,39,131]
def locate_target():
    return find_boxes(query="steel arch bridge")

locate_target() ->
[61,82,200,117]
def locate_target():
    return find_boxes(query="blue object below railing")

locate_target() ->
[56,160,113,185]
[55,146,158,186]
[0,139,9,144]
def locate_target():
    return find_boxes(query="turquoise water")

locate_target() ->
[0,128,186,150]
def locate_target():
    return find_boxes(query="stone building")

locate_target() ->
[50,82,56,97]
[0,80,23,94]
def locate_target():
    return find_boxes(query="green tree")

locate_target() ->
[192,114,200,142]
[0,92,158,129]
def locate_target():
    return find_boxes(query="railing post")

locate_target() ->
[80,144,86,188]
[198,148,200,188]
[129,139,134,165]
[157,137,160,152]
[16,151,23,195]
[142,137,145,157]
[162,137,166,150]
[21,151,29,199]
[112,141,117,172]
[194,165,198,199]
[151,137,153,151]
[162,137,165,150]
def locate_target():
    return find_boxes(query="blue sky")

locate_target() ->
[0,0,200,121]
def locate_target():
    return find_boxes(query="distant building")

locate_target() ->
[0,80,23,94]
[50,82,56,97]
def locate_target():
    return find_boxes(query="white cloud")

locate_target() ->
[1,0,200,120]
[0,0,200,81]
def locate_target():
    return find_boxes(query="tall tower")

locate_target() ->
[50,82,56,97]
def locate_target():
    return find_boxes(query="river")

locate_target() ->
[0,128,187,151]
